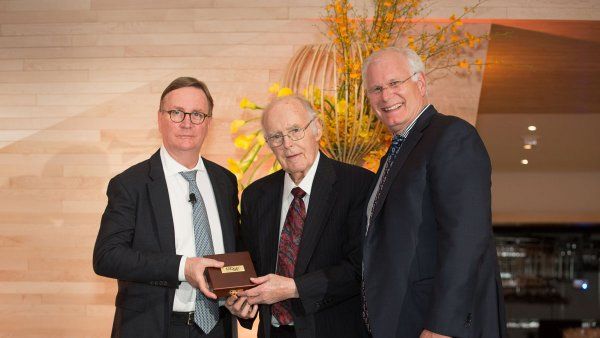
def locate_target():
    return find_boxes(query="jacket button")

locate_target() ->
[464,313,472,328]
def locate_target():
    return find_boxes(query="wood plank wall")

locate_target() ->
[0,1,597,337]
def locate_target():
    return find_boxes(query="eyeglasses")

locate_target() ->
[367,72,417,95]
[160,109,211,125]
[266,117,316,148]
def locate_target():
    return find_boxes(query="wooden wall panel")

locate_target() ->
[0,1,596,337]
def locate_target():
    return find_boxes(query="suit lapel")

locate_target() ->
[258,172,285,274]
[204,159,235,253]
[370,106,437,224]
[147,150,176,254]
[295,153,336,276]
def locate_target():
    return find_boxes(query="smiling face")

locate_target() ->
[158,86,211,166]
[365,50,428,134]
[262,97,322,184]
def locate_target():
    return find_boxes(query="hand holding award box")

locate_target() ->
[204,251,257,298]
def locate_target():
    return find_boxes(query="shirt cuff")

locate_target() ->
[178,256,187,282]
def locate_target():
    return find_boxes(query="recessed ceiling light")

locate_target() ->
[523,144,532,150]
[521,159,529,165]
[528,125,537,131]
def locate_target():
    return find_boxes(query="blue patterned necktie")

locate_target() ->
[362,134,405,332]
[179,170,219,334]
[368,134,405,231]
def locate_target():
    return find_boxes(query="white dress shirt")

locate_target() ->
[160,146,225,312]
[272,152,320,326]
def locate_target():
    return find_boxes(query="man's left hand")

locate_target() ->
[224,294,258,319]
[420,329,451,338]
[237,274,298,305]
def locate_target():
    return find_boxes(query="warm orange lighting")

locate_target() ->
[521,159,529,165]
[523,144,532,150]
[528,125,537,131]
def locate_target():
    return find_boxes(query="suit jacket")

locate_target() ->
[363,106,507,338]
[239,153,374,338]
[93,150,240,338]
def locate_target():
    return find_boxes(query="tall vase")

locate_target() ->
[280,43,386,166]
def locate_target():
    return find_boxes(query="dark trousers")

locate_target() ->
[270,325,296,338]
[168,308,231,338]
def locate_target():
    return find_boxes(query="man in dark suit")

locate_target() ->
[361,47,507,338]
[93,77,239,338]
[228,95,373,338]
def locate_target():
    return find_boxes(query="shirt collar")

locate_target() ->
[283,152,320,199]
[396,103,430,139]
[160,146,205,177]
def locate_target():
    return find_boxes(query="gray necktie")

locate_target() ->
[179,170,219,334]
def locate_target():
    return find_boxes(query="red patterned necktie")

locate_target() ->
[272,187,307,325]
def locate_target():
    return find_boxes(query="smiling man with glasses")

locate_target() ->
[229,95,374,338]
[94,77,241,338]
[361,47,507,338]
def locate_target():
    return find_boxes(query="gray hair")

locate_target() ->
[362,46,425,89]
[261,95,319,134]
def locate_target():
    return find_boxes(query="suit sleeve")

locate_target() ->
[93,176,181,286]
[236,188,259,329]
[292,171,372,315]
[425,121,493,336]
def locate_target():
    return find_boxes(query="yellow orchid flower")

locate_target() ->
[277,87,293,97]
[256,133,266,146]
[234,134,255,150]
[227,158,242,177]
[268,83,280,94]
[239,98,258,110]
[336,99,348,113]
[230,119,246,134]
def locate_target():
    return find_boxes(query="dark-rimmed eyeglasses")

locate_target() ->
[160,109,211,125]
[367,72,417,95]
[266,117,316,148]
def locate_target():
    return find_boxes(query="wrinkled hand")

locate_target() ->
[224,294,258,319]
[237,274,298,305]
[420,329,450,338]
[184,257,224,300]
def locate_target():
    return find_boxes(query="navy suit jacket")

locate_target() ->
[239,153,374,338]
[363,106,507,338]
[93,150,239,338]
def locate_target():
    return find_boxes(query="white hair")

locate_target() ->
[362,46,425,88]
[261,95,319,134]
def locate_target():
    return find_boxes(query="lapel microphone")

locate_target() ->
[189,193,196,205]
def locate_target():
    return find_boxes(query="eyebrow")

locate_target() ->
[168,106,204,113]
[267,124,302,135]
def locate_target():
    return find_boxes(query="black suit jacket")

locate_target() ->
[93,150,240,338]
[239,153,374,338]
[363,106,507,338]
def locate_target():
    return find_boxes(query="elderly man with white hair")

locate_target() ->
[230,95,374,338]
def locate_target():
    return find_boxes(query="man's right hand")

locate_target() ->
[225,294,258,319]
[184,257,224,299]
